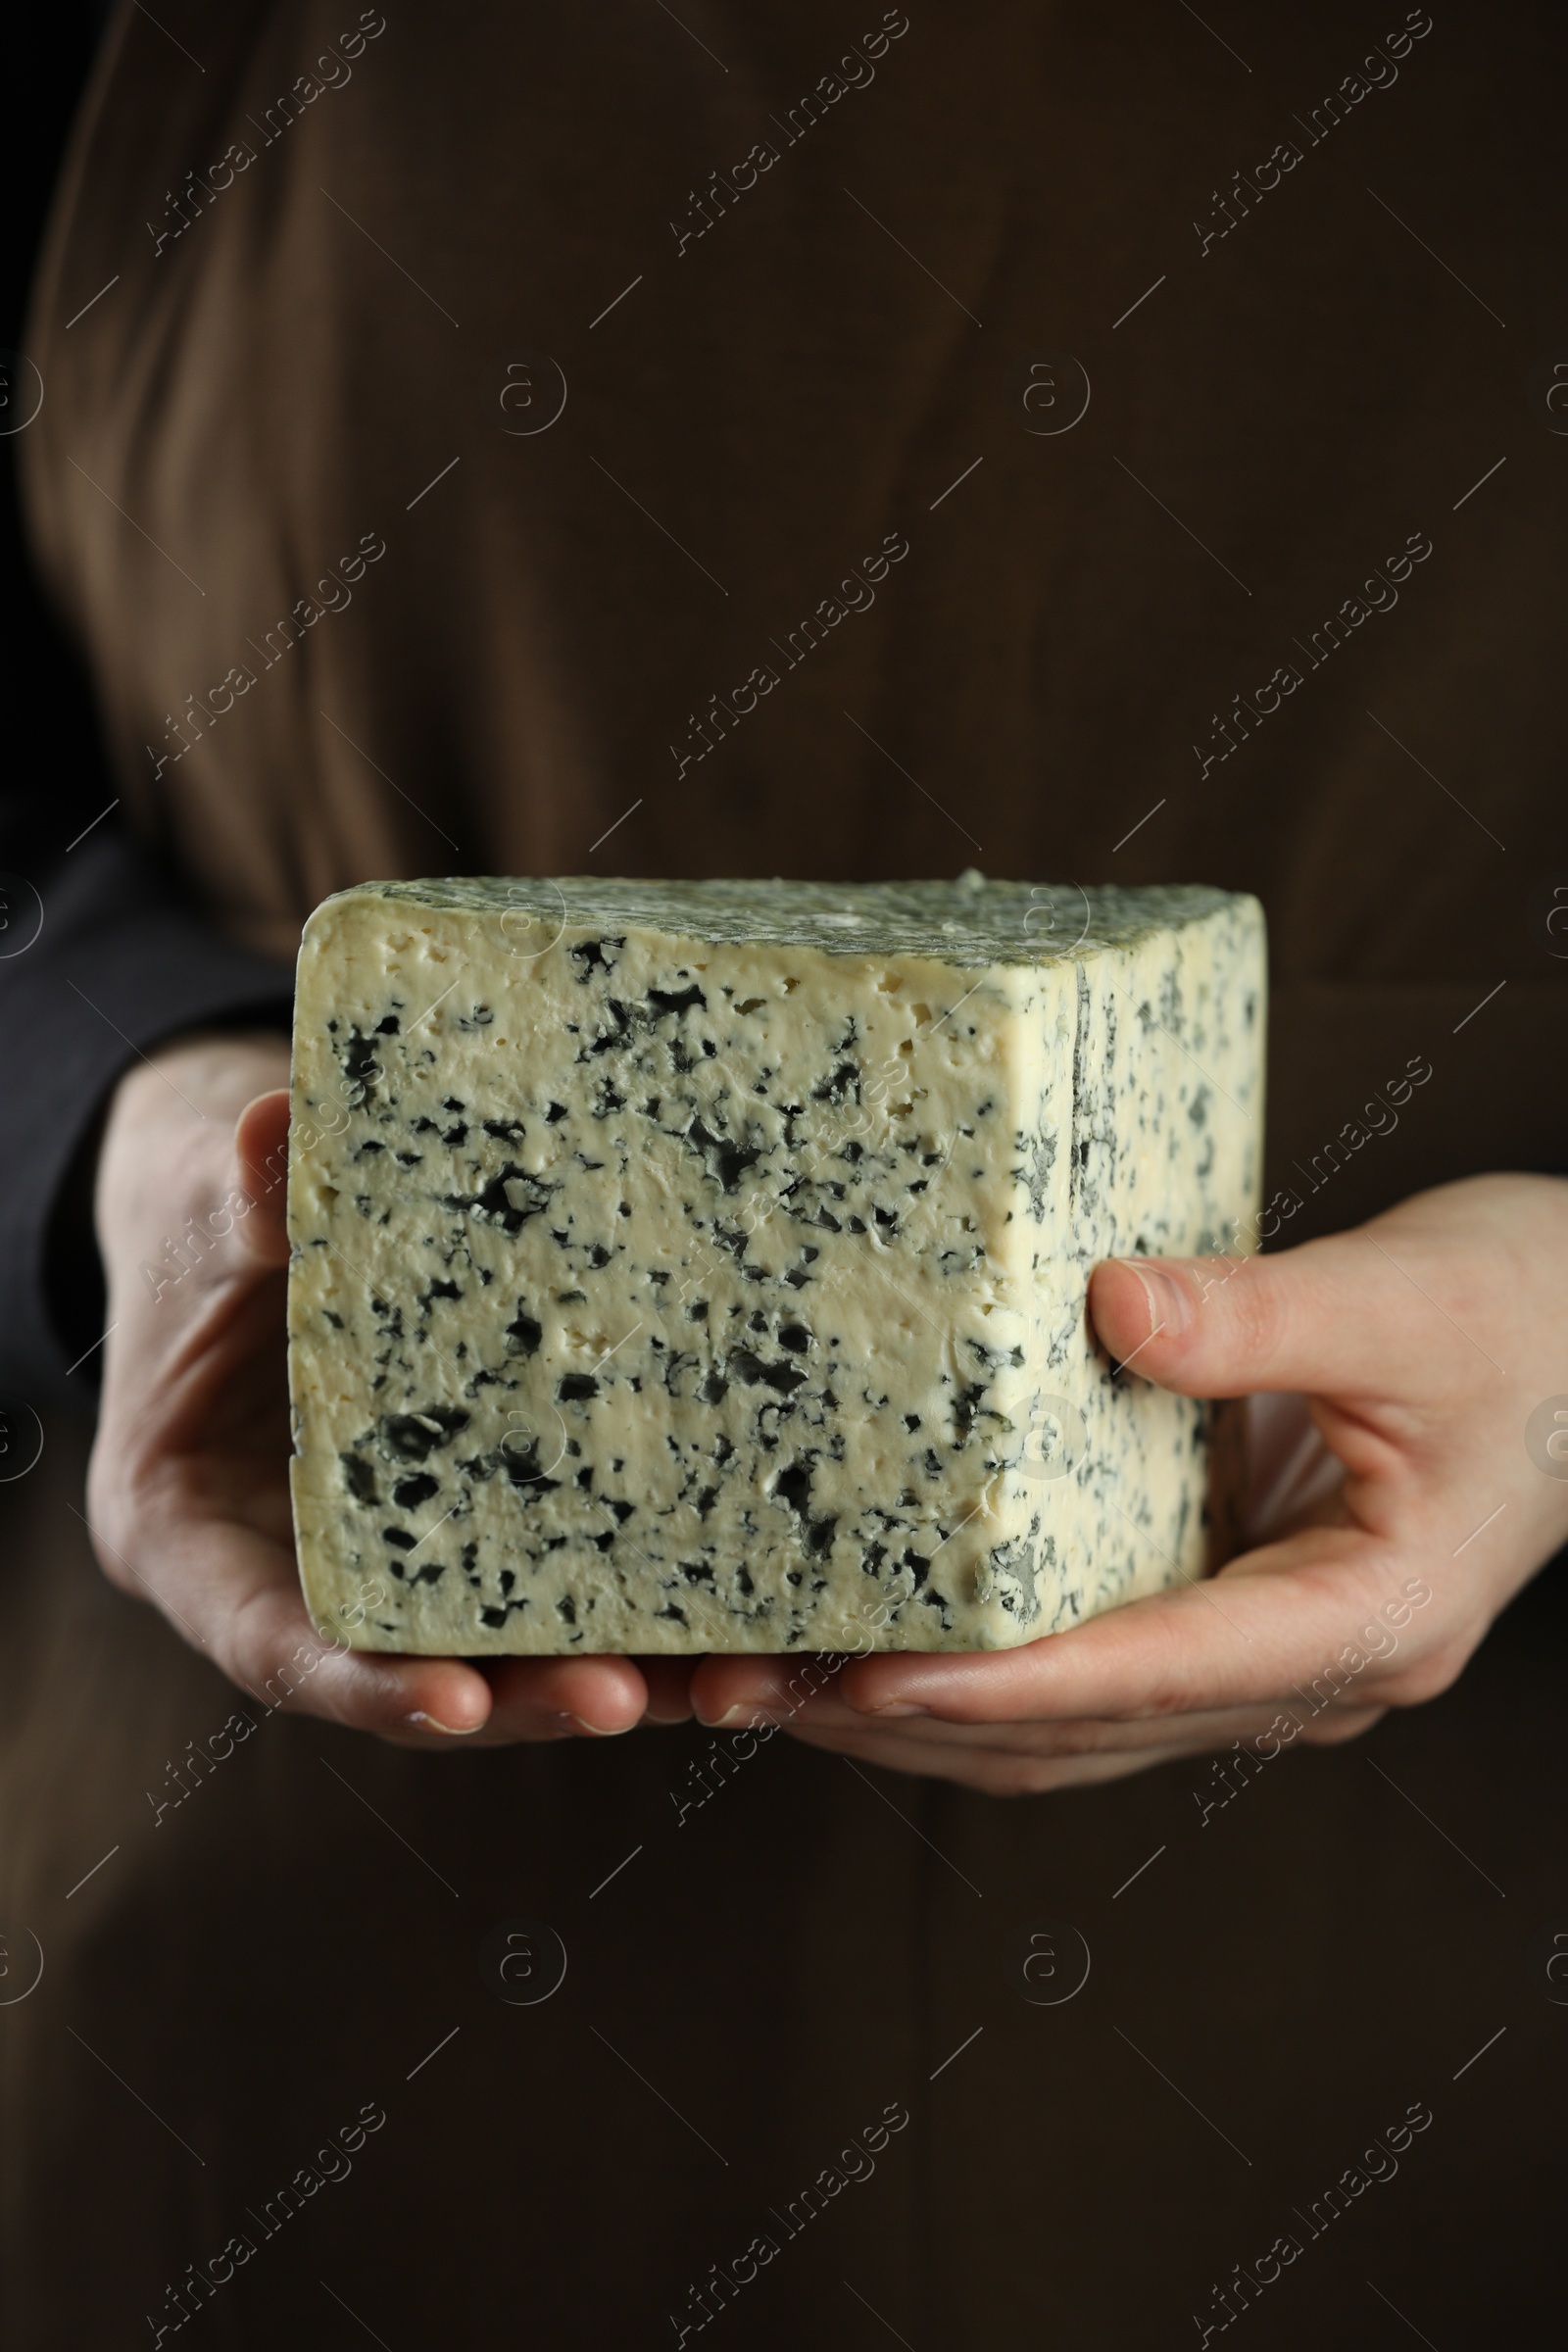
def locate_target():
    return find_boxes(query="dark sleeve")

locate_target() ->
[0,822,295,1415]
[1,4,294,1418]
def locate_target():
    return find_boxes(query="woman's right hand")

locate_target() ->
[85,1030,692,1744]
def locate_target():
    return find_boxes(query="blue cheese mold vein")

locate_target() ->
[285,875,1265,1653]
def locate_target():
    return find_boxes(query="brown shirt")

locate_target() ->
[24,0,1568,1240]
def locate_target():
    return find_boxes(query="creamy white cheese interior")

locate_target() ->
[286,875,1265,1653]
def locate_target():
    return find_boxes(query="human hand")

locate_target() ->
[86,1032,693,1745]
[689,1174,1568,1792]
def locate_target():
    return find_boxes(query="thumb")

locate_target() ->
[1088,1237,1391,1399]
[232,1089,292,1267]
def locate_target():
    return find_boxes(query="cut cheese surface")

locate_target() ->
[285,875,1265,1653]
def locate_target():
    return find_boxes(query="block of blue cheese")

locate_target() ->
[286,876,1264,1654]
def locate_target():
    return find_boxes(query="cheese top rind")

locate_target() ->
[319,873,1240,967]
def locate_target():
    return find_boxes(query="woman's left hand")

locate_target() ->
[689,1174,1568,1792]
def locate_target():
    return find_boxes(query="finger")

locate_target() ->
[861,1694,1389,1754]
[233,1089,292,1266]
[220,1543,499,1737]
[782,1715,1199,1796]
[265,1593,652,1744]
[709,1684,1348,1758]
[635,1655,699,1725]
[1087,1234,1423,1401]
[696,1654,1386,1762]
[478,1653,650,1740]
[137,1498,650,1742]
[781,1703,1384,1794]
[691,1649,859,1729]
[822,1527,1427,1725]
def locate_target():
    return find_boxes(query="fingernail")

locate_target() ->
[403,1710,481,1736]
[1125,1258,1194,1338]
[558,1712,632,1738]
[863,1699,929,1719]
[697,1700,781,1730]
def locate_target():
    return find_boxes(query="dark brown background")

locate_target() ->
[2,2,1565,2342]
